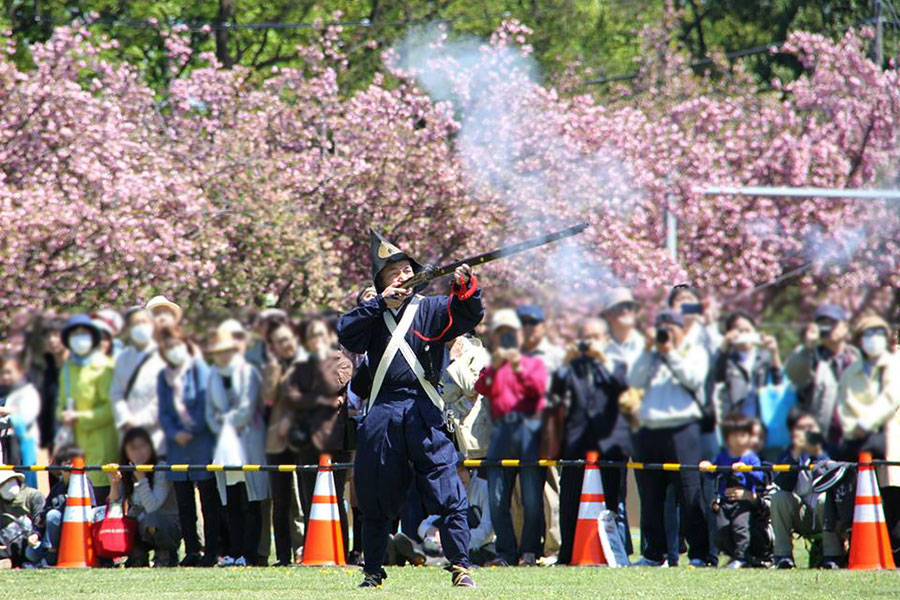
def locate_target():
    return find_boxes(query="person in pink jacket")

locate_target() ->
[475,308,547,567]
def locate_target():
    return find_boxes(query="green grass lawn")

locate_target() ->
[1,565,898,600]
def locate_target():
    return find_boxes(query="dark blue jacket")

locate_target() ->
[158,359,215,481]
[338,283,483,401]
[710,449,765,495]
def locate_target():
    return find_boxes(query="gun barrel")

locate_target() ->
[401,222,588,289]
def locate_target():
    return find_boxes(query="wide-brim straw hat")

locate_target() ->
[207,328,239,354]
[146,296,183,323]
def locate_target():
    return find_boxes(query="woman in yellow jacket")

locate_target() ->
[836,314,900,563]
[56,314,118,503]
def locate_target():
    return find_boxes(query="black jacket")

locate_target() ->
[713,348,782,417]
[551,356,629,459]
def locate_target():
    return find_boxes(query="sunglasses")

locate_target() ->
[520,319,542,327]
[608,303,637,314]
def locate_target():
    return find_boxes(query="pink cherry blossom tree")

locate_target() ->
[1,17,898,330]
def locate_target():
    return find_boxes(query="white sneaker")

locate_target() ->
[217,556,236,567]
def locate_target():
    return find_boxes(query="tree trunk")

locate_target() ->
[216,0,236,68]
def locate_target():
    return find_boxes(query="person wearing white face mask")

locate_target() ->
[836,314,900,563]
[55,315,117,503]
[156,325,221,567]
[111,308,167,456]
[0,470,46,568]
[204,328,268,567]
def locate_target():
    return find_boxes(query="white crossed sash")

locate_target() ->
[368,295,444,413]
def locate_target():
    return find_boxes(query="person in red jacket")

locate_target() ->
[475,308,547,566]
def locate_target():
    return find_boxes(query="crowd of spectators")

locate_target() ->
[0,285,898,570]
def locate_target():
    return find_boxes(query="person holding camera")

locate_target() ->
[770,407,836,569]
[627,309,711,567]
[714,311,783,419]
[283,317,353,563]
[785,303,859,442]
[699,413,765,569]
[474,309,547,567]
[552,318,629,565]
[262,317,307,567]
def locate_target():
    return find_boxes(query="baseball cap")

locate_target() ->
[491,309,522,333]
[814,303,847,323]
[516,305,545,324]
[601,287,637,314]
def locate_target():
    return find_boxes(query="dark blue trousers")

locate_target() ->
[355,393,470,574]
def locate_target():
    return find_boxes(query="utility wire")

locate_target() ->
[584,42,784,85]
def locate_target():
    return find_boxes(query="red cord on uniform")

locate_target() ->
[411,275,478,342]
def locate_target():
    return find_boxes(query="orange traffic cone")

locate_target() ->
[301,454,346,566]
[57,457,96,568]
[571,451,608,566]
[849,452,896,570]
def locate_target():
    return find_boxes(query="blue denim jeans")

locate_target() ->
[487,416,545,564]
[24,508,62,565]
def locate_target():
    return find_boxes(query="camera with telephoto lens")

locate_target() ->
[577,340,591,354]
[655,328,670,345]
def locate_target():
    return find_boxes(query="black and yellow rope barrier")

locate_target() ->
[2,459,898,473]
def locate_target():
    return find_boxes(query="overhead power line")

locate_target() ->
[584,42,784,85]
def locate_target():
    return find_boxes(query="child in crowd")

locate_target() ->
[32,445,97,566]
[700,413,765,568]
[108,427,181,567]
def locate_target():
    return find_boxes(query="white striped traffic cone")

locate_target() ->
[849,452,896,569]
[572,450,608,565]
[301,454,345,566]
[57,457,96,568]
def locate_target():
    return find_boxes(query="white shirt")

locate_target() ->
[111,344,168,454]
[605,329,646,373]
[1,383,41,445]
[628,342,709,429]
[685,321,723,359]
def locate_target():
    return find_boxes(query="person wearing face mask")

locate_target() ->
[714,311,783,419]
[262,318,308,567]
[0,470,46,568]
[284,317,353,561]
[835,315,900,559]
[785,303,860,445]
[0,355,41,488]
[55,314,117,503]
[204,328,268,567]
[156,325,220,567]
[111,308,167,456]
